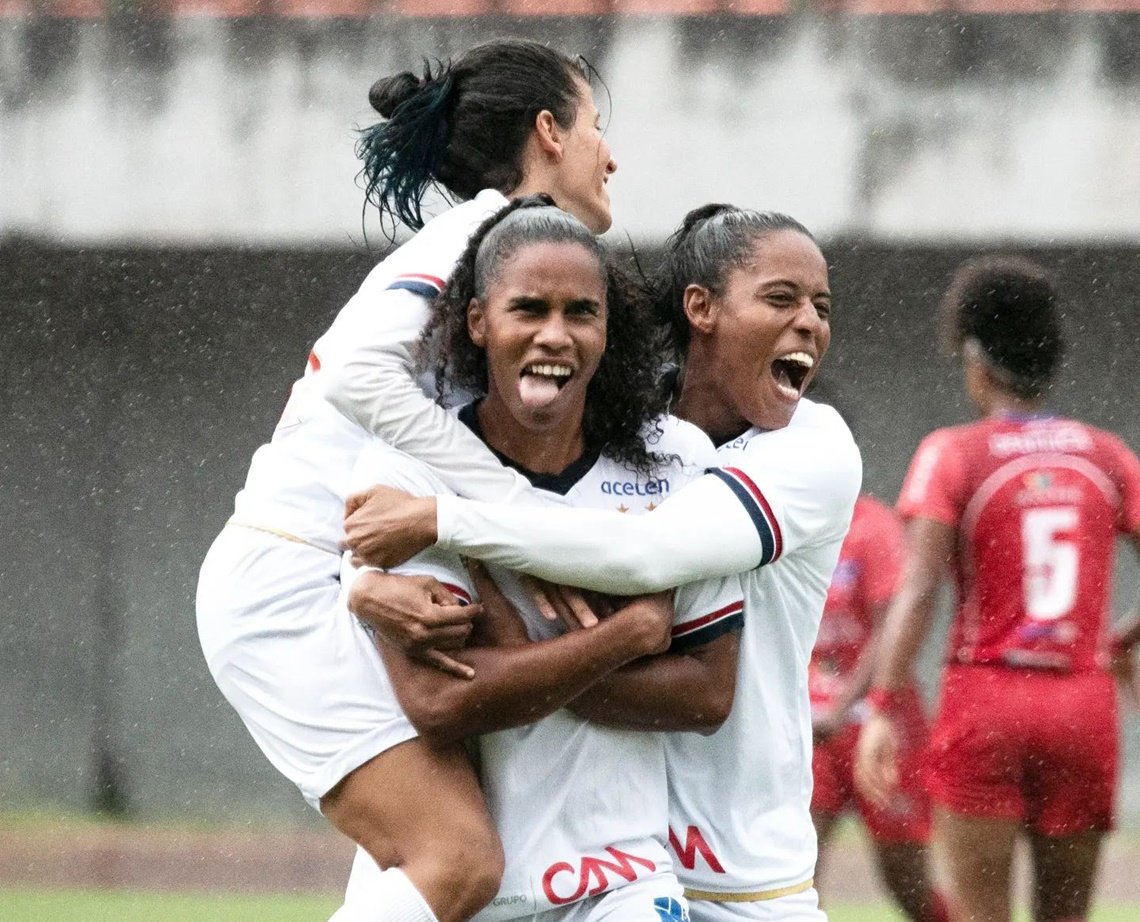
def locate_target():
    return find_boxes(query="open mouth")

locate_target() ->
[770,352,814,400]
[519,363,574,409]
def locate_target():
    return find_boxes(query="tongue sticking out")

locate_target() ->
[519,373,563,409]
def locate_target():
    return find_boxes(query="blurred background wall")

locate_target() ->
[2,1,1139,825]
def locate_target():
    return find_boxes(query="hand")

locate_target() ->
[467,560,531,648]
[854,711,901,809]
[613,590,674,657]
[349,570,479,679]
[344,484,437,569]
[522,576,600,630]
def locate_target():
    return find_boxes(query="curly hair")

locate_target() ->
[939,255,1063,400]
[420,196,668,475]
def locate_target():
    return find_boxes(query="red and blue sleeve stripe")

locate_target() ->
[670,599,744,652]
[386,272,445,299]
[707,467,783,567]
[439,582,473,606]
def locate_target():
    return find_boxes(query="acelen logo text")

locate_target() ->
[542,847,657,904]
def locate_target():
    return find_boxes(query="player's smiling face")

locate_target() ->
[702,229,831,433]
[468,240,607,449]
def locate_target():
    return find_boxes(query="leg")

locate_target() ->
[873,841,948,922]
[933,806,1017,922]
[1028,830,1103,922]
[323,738,503,922]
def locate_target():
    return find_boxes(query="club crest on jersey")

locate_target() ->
[542,846,657,904]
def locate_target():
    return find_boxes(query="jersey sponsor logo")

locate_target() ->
[542,846,657,905]
[668,825,726,874]
[990,426,1093,458]
[601,478,670,497]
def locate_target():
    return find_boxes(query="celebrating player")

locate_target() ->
[808,480,947,922]
[855,256,1140,922]
[333,197,742,922]
[196,39,619,922]
[345,205,862,921]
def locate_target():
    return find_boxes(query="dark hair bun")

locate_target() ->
[369,72,421,118]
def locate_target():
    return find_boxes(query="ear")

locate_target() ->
[467,297,487,347]
[532,109,564,162]
[682,284,717,335]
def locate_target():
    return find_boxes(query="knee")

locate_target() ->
[427,825,504,921]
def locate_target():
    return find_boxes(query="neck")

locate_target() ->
[673,357,749,446]
[476,397,586,474]
[983,392,1044,419]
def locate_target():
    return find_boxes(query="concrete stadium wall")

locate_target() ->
[2,12,1140,244]
[2,240,1138,823]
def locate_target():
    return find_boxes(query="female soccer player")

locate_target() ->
[196,40,618,922]
[344,205,863,921]
[855,256,1140,922]
[334,197,742,922]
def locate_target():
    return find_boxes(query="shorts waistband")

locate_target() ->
[684,877,814,903]
[226,520,341,556]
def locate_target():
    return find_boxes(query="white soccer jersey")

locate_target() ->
[342,414,744,921]
[431,399,862,895]
[229,188,535,550]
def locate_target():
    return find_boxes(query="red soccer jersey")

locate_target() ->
[898,414,1140,673]
[810,494,905,710]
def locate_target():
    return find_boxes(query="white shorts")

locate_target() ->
[686,889,825,922]
[531,876,689,922]
[336,846,688,922]
[196,524,418,810]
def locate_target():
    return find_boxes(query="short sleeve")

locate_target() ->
[896,430,966,528]
[670,573,745,653]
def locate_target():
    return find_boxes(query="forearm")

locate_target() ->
[437,475,763,594]
[871,587,936,692]
[568,632,739,733]
[382,609,661,745]
[326,341,534,503]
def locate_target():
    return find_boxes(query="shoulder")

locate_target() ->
[642,414,718,471]
[747,399,861,481]
[357,191,509,296]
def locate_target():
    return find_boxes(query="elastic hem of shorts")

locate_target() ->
[304,725,421,812]
[684,877,814,902]
[226,519,341,556]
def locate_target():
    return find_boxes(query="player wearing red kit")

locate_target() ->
[856,256,1140,922]
[810,495,946,922]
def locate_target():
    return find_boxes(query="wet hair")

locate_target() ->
[939,255,1063,400]
[358,39,590,232]
[653,204,816,354]
[422,195,668,475]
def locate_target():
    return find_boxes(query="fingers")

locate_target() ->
[520,576,598,630]
[520,575,559,622]
[559,587,599,630]
[415,648,475,681]
[344,488,371,518]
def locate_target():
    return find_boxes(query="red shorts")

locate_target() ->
[811,686,931,843]
[925,664,1118,837]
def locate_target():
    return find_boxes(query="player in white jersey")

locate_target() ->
[195,40,620,922]
[332,200,743,922]
[344,207,861,922]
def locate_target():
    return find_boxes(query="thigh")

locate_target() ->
[323,736,498,871]
[198,526,417,808]
[934,806,1017,922]
[857,692,932,844]
[1029,829,1104,922]
[810,732,850,817]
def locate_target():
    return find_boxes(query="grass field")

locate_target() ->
[1,888,1138,921]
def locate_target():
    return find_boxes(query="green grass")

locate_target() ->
[0,888,339,921]
[1,890,1136,922]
